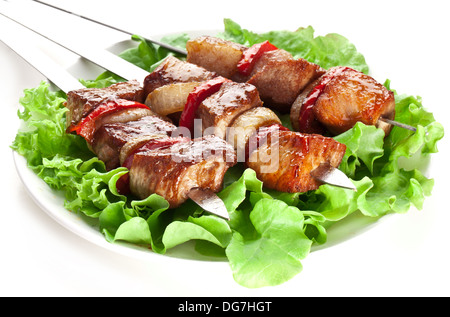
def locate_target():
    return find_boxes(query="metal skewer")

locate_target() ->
[31,0,187,56]
[378,117,416,132]
[0,7,149,83]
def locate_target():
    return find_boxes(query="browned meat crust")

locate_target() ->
[186,36,246,78]
[92,114,177,170]
[196,81,263,139]
[185,36,325,113]
[64,80,145,129]
[313,67,395,135]
[247,127,346,193]
[129,135,236,207]
[143,55,217,97]
[244,49,324,113]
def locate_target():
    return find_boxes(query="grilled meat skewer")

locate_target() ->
[143,57,348,193]
[185,36,411,136]
[64,82,236,209]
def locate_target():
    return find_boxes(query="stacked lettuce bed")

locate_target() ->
[11,19,444,288]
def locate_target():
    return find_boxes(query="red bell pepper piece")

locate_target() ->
[178,76,230,134]
[68,99,149,143]
[298,66,351,134]
[237,40,278,76]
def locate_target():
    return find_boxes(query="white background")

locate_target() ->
[1,0,449,297]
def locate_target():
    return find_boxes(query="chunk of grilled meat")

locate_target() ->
[186,36,247,78]
[128,135,236,208]
[92,112,177,170]
[291,66,396,136]
[246,124,346,193]
[143,55,218,97]
[64,79,145,130]
[186,36,324,113]
[243,49,324,113]
[313,67,395,135]
[196,81,263,139]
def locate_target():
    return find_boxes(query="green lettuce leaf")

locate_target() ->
[119,34,188,72]
[226,198,312,288]
[11,82,92,167]
[220,18,369,73]
[334,122,385,177]
[163,216,232,251]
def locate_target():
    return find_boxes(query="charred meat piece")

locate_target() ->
[311,67,396,135]
[128,135,236,208]
[92,113,177,170]
[196,81,263,139]
[246,124,346,193]
[186,36,247,78]
[143,55,217,97]
[64,80,145,130]
[243,49,324,113]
